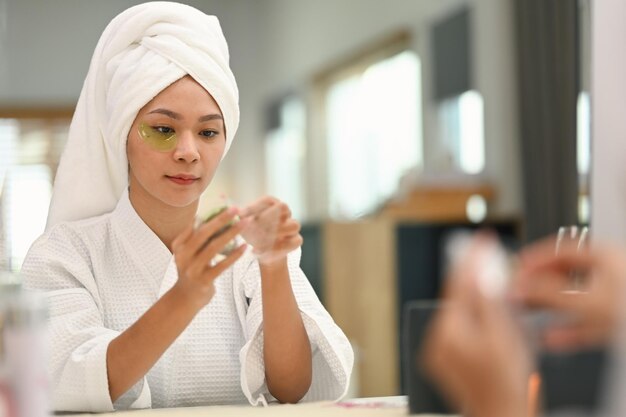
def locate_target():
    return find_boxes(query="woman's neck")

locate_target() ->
[128,183,197,252]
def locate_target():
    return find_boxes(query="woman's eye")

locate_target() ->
[155,126,174,135]
[200,130,219,138]
[138,122,177,152]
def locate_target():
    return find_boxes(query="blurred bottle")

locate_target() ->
[0,271,49,417]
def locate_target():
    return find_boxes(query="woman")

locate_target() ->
[20,2,353,412]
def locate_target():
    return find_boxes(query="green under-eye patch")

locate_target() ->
[138,123,178,151]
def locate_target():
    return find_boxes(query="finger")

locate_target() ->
[517,255,599,298]
[542,325,591,351]
[240,196,278,218]
[276,219,301,236]
[207,243,248,277]
[255,202,283,226]
[186,218,247,278]
[248,204,284,250]
[188,207,240,253]
[522,269,582,295]
[519,239,600,276]
[279,203,292,221]
[518,236,560,264]
[515,267,576,297]
[266,235,303,253]
[518,276,585,312]
[189,243,248,286]
[172,223,198,267]
[190,218,250,274]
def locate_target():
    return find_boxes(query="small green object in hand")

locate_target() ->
[202,206,238,256]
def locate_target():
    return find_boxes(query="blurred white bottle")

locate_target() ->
[0,272,49,417]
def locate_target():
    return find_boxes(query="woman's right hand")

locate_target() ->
[515,238,626,350]
[171,207,248,308]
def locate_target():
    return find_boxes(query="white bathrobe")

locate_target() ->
[21,190,353,412]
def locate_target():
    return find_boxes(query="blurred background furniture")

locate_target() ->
[300,183,521,397]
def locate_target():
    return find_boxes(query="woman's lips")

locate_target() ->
[166,175,199,185]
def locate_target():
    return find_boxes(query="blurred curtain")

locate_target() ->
[515,0,579,242]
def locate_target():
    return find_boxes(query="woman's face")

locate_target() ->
[127,76,226,209]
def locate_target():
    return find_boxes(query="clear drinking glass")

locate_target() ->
[555,225,589,291]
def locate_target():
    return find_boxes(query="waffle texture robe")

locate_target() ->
[21,190,353,412]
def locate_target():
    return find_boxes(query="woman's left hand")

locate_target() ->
[240,196,303,265]
[424,236,531,417]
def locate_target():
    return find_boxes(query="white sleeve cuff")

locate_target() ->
[238,310,353,405]
[56,332,152,412]
[299,311,353,402]
[239,325,267,405]
[114,376,151,410]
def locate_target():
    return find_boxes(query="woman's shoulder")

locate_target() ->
[28,212,114,258]
[21,213,116,291]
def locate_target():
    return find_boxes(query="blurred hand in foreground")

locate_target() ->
[515,237,626,351]
[424,235,531,417]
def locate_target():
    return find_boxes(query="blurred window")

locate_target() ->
[577,91,590,177]
[265,97,306,220]
[0,117,69,272]
[438,90,485,174]
[323,48,422,219]
[577,0,591,224]
[577,91,590,225]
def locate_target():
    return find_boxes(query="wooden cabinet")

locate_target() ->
[323,220,399,397]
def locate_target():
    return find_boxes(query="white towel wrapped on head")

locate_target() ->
[47,1,239,230]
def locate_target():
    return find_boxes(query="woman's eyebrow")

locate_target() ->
[199,114,223,122]
[146,108,222,123]
[148,108,181,119]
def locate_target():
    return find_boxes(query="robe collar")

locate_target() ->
[111,188,173,287]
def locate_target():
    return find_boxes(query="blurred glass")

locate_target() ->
[556,225,589,290]
[555,225,589,254]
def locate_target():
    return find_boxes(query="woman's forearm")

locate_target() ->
[260,260,312,403]
[106,286,202,402]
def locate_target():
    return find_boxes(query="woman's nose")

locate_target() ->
[172,131,199,163]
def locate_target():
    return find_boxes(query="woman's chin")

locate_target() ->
[167,196,200,209]
[160,190,202,209]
